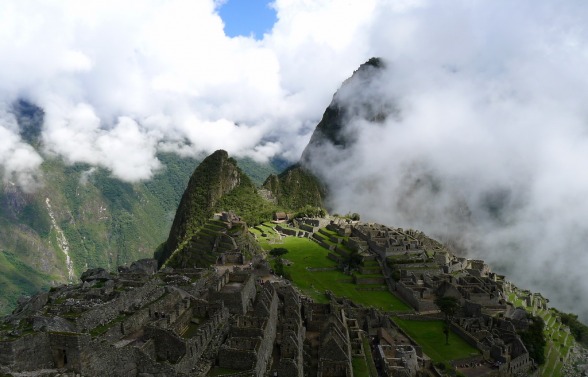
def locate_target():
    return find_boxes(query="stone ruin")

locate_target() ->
[327,219,543,376]
[0,256,426,377]
[0,217,551,377]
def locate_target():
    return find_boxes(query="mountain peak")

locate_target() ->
[301,57,388,164]
[158,150,249,264]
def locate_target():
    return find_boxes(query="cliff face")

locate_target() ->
[261,59,389,213]
[301,57,388,164]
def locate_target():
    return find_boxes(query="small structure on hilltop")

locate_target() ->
[273,211,289,222]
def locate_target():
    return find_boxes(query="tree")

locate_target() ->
[269,248,288,257]
[435,296,460,345]
[518,315,546,365]
[340,250,362,273]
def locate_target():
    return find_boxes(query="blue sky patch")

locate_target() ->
[218,0,277,39]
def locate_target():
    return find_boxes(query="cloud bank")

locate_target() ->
[0,0,377,184]
[2,0,588,319]
[302,1,588,320]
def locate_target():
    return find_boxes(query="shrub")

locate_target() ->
[269,248,288,257]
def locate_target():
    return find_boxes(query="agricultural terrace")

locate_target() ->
[393,317,480,363]
[507,290,575,377]
[250,223,411,312]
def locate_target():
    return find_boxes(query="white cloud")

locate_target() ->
[1,0,588,319]
[0,110,43,191]
[0,0,382,180]
[301,0,588,321]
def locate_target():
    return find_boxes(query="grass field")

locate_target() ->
[393,318,480,362]
[352,357,371,377]
[255,225,411,312]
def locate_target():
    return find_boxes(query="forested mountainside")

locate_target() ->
[0,149,283,316]
[156,149,326,267]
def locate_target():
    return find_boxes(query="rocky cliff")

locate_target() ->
[301,57,389,163]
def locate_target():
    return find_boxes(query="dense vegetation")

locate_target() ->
[0,148,288,315]
[556,310,588,347]
[215,175,282,225]
[263,165,325,209]
[161,151,254,262]
[518,314,546,365]
[0,250,55,315]
[158,150,328,266]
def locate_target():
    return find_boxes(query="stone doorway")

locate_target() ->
[52,348,68,368]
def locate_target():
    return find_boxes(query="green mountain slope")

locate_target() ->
[262,164,325,209]
[157,150,284,266]
[0,148,285,316]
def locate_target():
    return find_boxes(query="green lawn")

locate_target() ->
[208,367,241,376]
[352,357,371,377]
[393,318,480,362]
[269,235,410,312]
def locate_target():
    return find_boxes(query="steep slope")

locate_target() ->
[163,150,246,254]
[262,164,325,209]
[162,218,261,268]
[0,152,283,316]
[261,60,388,213]
[157,150,281,265]
[301,57,388,163]
[0,100,287,316]
[0,155,198,314]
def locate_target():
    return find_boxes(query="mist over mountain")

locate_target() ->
[302,56,588,323]
[1,0,588,324]
[0,112,284,315]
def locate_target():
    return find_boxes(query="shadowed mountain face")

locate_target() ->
[258,61,390,214]
[0,143,283,316]
[162,150,249,260]
[156,150,280,265]
[11,100,44,146]
[301,57,389,163]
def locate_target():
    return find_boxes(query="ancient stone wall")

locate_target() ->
[508,352,531,376]
[144,326,186,363]
[393,281,423,311]
[210,272,256,315]
[354,276,386,285]
[78,339,139,377]
[76,281,164,332]
[218,337,259,370]
[0,333,53,371]
[318,359,352,377]
[48,332,90,372]
[450,323,487,351]
[135,349,179,377]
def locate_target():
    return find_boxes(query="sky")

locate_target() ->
[217,0,277,39]
[2,0,588,320]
